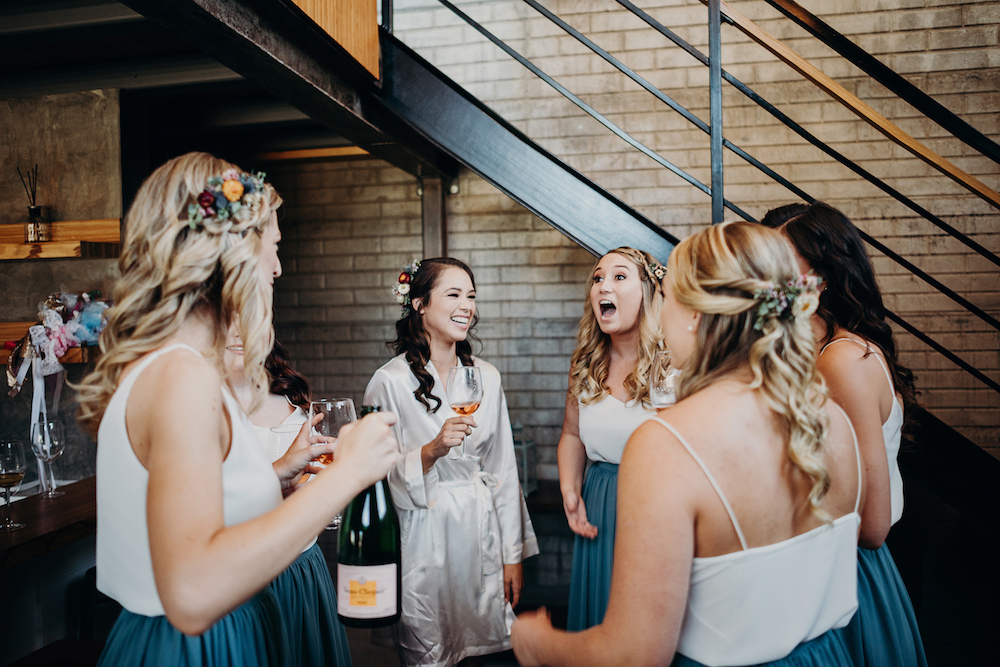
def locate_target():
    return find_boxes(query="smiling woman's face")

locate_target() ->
[417,266,477,347]
[590,252,644,337]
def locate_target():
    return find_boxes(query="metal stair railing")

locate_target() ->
[389,0,998,397]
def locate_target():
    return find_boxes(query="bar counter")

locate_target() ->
[1,477,99,664]
[0,476,96,572]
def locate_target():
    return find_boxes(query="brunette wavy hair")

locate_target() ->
[781,203,917,412]
[760,202,810,229]
[388,257,479,413]
[267,340,311,409]
[569,247,663,407]
[670,222,832,519]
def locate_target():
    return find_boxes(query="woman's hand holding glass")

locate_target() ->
[272,413,334,493]
[421,416,476,473]
[326,410,400,491]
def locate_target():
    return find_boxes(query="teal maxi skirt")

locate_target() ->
[567,461,618,632]
[269,541,353,667]
[837,543,927,667]
[97,587,286,667]
[672,629,853,667]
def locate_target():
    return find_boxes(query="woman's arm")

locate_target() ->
[135,353,398,635]
[513,420,695,667]
[818,345,893,548]
[557,384,595,538]
[364,368,471,510]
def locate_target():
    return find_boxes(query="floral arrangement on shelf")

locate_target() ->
[5,291,110,396]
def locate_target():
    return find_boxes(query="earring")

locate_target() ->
[687,324,694,332]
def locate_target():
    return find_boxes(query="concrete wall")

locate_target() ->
[386,0,1000,455]
[0,90,122,483]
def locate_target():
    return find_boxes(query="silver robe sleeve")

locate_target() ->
[364,365,439,511]
[479,365,539,564]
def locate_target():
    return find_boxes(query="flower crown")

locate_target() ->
[646,258,666,281]
[751,273,822,331]
[186,169,267,229]
[393,259,422,317]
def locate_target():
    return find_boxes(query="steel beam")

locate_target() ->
[117,0,458,178]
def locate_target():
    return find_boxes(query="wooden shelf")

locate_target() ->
[0,219,120,261]
[0,321,100,365]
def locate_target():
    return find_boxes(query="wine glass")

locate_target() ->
[446,366,483,462]
[309,398,357,529]
[268,423,301,463]
[30,418,66,498]
[650,349,678,409]
[0,440,27,531]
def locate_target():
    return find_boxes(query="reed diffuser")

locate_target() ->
[18,164,50,243]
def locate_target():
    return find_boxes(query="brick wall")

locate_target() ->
[267,158,595,480]
[389,0,1000,455]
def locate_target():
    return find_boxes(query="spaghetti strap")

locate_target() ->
[830,404,864,514]
[820,337,896,394]
[647,416,748,550]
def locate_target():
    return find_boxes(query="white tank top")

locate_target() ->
[649,407,862,666]
[821,337,904,525]
[578,394,655,464]
[250,401,307,462]
[96,344,283,617]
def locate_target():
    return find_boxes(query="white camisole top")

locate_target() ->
[821,337,904,526]
[578,394,655,464]
[648,406,862,666]
[96,344,283,617]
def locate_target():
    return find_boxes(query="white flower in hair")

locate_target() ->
[793,291,820,318]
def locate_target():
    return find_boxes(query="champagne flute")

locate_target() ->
[650,349,678,408]
[309,398,357,529]
[30,418,66,498]
[0,440,27,531]
[446,366,483,462]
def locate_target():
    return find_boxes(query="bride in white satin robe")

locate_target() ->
[364,259,538,667]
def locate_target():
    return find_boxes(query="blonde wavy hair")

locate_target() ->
[669,222,831,518]
[569,247,663,407]
[76,152,282,436]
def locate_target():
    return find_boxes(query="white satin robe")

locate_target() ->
[364,354,539,667]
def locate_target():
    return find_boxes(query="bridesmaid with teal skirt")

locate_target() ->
[79,153,399,666]
[233,338,354,666]
[557,247,663,631]
[783,204,927,666]
[512,222,864,666]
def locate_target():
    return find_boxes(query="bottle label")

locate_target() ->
[337,563,398,618]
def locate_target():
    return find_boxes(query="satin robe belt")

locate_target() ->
[440,471,501,590]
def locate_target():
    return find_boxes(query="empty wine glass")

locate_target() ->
[650,349,678,408]
[30,418,65,498]
[446,366,483,462]
[309,398,357,529]
[0,440,27,531]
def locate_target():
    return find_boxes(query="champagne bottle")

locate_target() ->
[336,405,402,627]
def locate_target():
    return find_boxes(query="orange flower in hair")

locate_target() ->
[222,179,244,202]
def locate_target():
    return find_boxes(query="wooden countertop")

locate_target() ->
[0,477,96,571]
